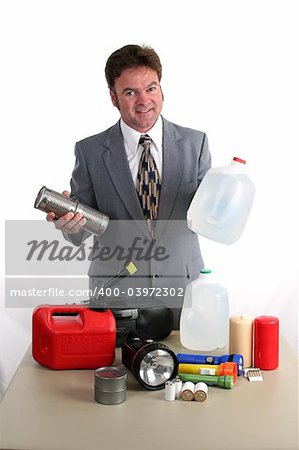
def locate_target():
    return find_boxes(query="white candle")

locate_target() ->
[229,316,253,368]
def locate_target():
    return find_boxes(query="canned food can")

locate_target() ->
[94,366,127,405]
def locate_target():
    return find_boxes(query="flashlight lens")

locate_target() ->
[139,349,175,387]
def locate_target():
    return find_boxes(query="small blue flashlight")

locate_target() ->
[176,353,244,376]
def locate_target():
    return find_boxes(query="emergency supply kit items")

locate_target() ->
[32,160,278,406]
[167,380,208,402]
[171,315,279,397]
[229,316,279,371]
[32,261,174,369]
[32,300,280,404]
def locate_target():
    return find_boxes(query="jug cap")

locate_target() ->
[233,157,246,165]
[200,269,211,274]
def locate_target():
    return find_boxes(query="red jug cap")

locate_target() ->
[233,157,246,164]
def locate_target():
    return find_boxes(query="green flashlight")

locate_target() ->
[179,373,234,389]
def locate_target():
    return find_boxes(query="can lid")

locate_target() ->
[233,157,246,165]
[34,186,47,209]
[95,366,127,380]
[200,269,211,274]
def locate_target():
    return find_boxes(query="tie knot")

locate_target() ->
[139,134,151,149]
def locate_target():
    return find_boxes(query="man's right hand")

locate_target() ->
[46,190,87,234]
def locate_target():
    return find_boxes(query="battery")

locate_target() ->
[165,380,176,401]
[175,377,183,399]
[194,382,208,402]
[180,381,195,401]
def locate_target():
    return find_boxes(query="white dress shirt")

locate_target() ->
[120,116,163,184]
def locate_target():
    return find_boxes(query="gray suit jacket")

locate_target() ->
[66,116,211,326]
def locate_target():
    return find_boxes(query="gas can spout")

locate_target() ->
[82,261,138,310]
[98,261,137,295]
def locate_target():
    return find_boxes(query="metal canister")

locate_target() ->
[94,366,127,405]
[34,186,109,236]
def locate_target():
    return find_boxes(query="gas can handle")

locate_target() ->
[48,305,84,318]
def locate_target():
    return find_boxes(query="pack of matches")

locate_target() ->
[243,368,263,382]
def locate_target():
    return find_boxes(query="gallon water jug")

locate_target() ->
[180,269,229,351]
[187,157,255,244]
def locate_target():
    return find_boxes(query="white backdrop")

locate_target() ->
[1,0,298,399]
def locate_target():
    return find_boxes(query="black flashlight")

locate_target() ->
[122,331,178,390]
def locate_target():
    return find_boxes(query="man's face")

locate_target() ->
[110,66,163,133]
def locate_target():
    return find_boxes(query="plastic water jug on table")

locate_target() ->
[180,269,229,351]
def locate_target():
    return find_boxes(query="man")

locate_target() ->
[47,44,211,327]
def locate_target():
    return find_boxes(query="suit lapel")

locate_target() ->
[101,121,151,238]
[155,118,184,240]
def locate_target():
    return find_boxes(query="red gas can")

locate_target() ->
[32,305,116,369]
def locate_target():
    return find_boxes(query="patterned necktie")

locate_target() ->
[136,135,161,229]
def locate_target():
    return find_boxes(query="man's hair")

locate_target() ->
[105,44,162,89]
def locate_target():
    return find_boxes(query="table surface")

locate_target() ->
[0,332,298,450]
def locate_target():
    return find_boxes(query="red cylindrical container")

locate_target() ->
[254,316,279,370]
